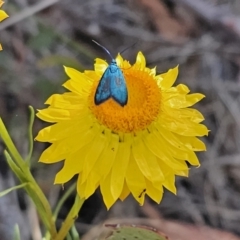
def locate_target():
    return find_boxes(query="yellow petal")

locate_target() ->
[116,53,124,66]
[81,129,108,183]
[77,176,87,199]
[63,67,92,97]
[45,93,82,110]
[178,108,205,123]
[175,169,189,177]
[176,84,190,94]
[177,135,206,151]
[159,66,178,89]
[126,153,146,205]
[159,113,209,137]
[152,131,189,170]
[39,142,65,164]
[155,127,200,166]
[39,125,97,163]
[84,70,99,82]
[145,179,163,203]
[185,93,205,107]
[92,130,119,181]
[36,108,79,122]
[119,181,130,201]
[143,132,189,171]
[94,58,108,73]
[162,172,176,194]
[121,59,131,69]
[82,130,112,185]
[164,94,186,108]
[62,80,89,96]
[36,116,92,142]
[38,140,68,163]
[163,107,205,123]
[83,173,100,199]
[150,67,156,76]
[132,133,164,185]
[154,123,189,152]
[152,126,189,161]
[64,66,92,84]
[54,146,89,184]
[135,51,146,70]
[111,134,131,200]
[0,10,8,22]
[100,173,115,209]
[132,136,154,180]
[186,151,200,166]
[157,114,203,166]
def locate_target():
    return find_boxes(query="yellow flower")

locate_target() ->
[36,52,208,209]
[0,1,8,50]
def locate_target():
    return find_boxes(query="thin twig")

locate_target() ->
[0,0,61,31]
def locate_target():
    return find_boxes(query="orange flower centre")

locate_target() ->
[89,68,161,133]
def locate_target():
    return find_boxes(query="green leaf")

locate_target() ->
[25,106,35,166]
[4,150,27,183]
[0,119,26,171]
[0,183,28,198]
[66,232,73,240]
[13,224,21,240]
[54,195,85,240]
[4,152,53,233]
[53,183,76,221]
[103,224,168,240]
[71,224,80,240]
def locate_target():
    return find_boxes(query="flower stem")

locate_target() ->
[53,183,76,221]
[0,118,25,169]
[0,118,57,237]
[54,195,84,240]
[26,106,35,165]
[27,173,57,236]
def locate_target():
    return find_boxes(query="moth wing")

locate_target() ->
[94,68,111,105]
[110,68,128,106]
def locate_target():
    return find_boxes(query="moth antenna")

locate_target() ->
[92,40,114,60]
[120,41,139,55]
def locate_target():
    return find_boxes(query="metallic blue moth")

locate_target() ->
[94,59,128,107]
[92,40,128,107]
